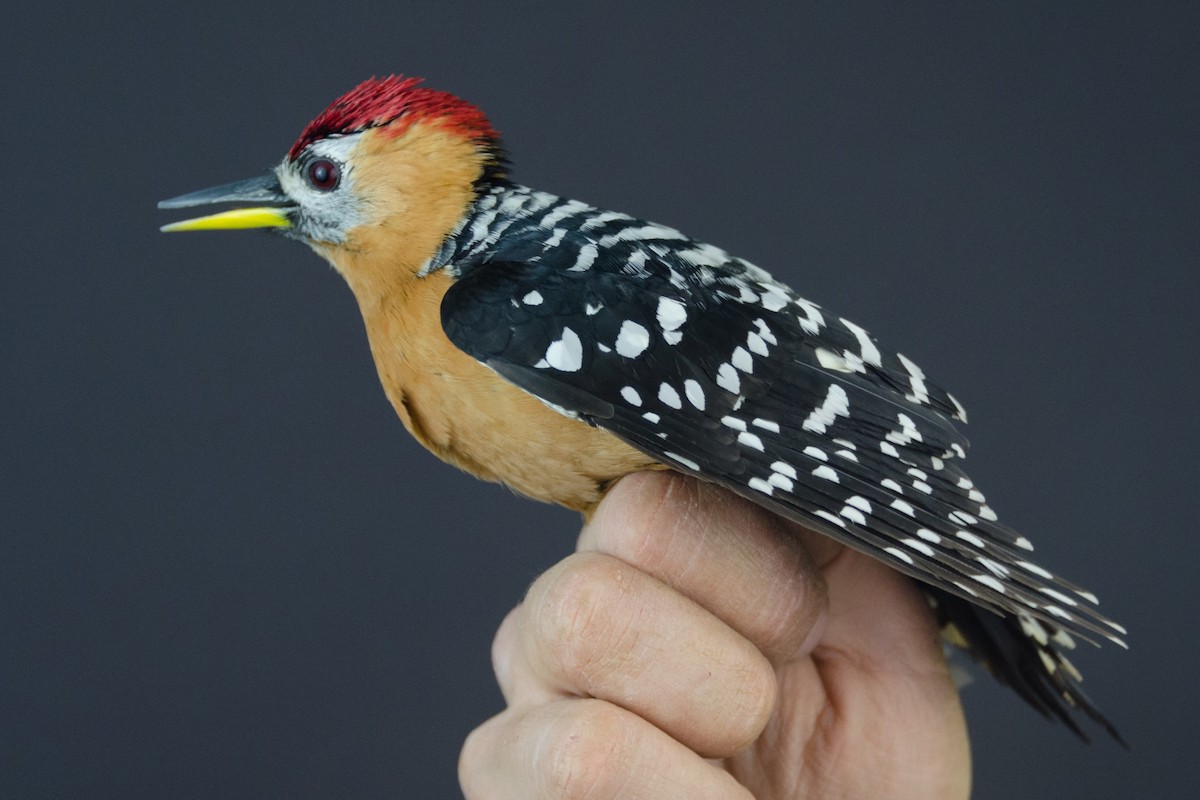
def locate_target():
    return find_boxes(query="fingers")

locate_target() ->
[490,471,837,760]
[470,470,969,799]
[805,547,969,767]
[819,543,949,674]
[580,471,833,665]
[460,700,754,800]
[504,550,777,757]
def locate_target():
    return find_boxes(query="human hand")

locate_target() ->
[459,471,971,799]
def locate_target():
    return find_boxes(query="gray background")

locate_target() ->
[2,2,1196,798]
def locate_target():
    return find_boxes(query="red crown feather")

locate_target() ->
[288,75,501,161]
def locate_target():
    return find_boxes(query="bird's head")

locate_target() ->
[160,76,505,290]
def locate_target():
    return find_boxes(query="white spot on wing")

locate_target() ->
[815,347,852,372]
[615,320,650,358]
[683,379,705,410]
[1018,561,1053,579]
[677,243,728,266]
[1039,587,1080,607]
[568,243,597,272]
[656,297,687,331]
[539,199,590,229]
[955,530,986,549]
[759,288,789,311]
[772,461,798,478]
[664,451,699,470]
[1018,611,1050,646]
[716,363,740,394]
[903,538,935,557]
[658,383,682,409]
[748,476,774,495]
[747,331,769,356]
[846,495,872,514]
[767,472,793,491]
[795,298,825,334]
[839,318,882,367]
[896,352,932,406]
[738,432,765,451]
[721,415,747,431]
[969,575,1008,594]
[977,557,1009,577]
[1053,629,1077,649]
[839,505,867,526]
[947,392,968,422]
[753,319,777,345]
[731,346,754,373]
[812,465,839,483]
[953,581,979,598]
[522,290,543,305]
[801,384,850,434]
[598,223,685,245]
[949,510,977,527]
[815,509,846,528]
[544,328,583,372]
[620,386,642,406]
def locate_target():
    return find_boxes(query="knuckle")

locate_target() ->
[607,472,713,569]
[724,653,778,750]
[591,473,676,558]
[528,555,633,684]
[755,559,828,661]
[458,715,500,799]
[491,606,521,684]
[536,700,636,800]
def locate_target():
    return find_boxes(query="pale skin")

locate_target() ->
[459,471,971,799]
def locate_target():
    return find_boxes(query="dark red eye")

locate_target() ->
[306,158,340,191]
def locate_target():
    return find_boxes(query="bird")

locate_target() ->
[160,74,1126,743]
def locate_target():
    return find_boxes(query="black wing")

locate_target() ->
[441,251,1130,740]
[441,253,1123,648]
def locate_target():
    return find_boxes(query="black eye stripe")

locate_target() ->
[305,158,340,191]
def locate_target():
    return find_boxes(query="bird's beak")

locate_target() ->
[158,173,294,233]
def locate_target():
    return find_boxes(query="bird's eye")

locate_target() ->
[306,159,340,191]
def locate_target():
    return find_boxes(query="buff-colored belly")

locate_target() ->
[360,272,662,514]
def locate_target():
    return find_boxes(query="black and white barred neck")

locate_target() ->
[431,182,1126,740]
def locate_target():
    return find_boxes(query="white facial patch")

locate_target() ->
[278,133,368,244]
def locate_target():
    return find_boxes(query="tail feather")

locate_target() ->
[927,586,1128,747]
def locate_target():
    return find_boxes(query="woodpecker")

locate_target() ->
[161,75,1126,743]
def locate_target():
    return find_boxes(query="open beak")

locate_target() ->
[158,173,294,232]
